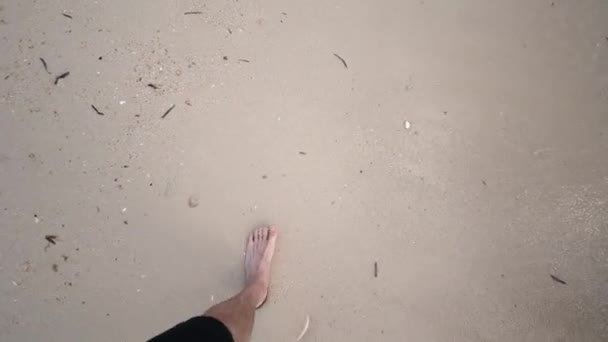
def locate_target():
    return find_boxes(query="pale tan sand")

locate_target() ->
[1,0,608,341]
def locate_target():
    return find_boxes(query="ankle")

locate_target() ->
[241,281,267,306]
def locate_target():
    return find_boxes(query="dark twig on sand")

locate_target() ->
[54,72,70,85]
[161,104,176,119]
[238,59,250,63]
[62,13,73,19]
[374,262,378,278]
[550,274,566,285]
[184,11,203,15]
[45,235,58,245]
[39,58,49,73]
[333,53,348,69]
[147,83,159,90]
[91,105,104,116]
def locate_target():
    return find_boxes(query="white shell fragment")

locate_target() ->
[296,315,310,341]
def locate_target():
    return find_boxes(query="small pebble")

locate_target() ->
[188,195,199,208]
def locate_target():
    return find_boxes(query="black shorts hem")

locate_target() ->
[149,316,234,342]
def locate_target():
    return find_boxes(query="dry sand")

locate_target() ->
[1,0,608,341]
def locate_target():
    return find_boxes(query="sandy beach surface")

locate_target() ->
[1,0,607,341]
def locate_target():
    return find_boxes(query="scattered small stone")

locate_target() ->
[188,195,199,208]
[52,264,59,272]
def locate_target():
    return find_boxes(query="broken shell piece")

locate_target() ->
[296,315,310,341]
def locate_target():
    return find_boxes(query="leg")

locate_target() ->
[204,226,278,342]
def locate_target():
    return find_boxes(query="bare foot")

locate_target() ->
[245,226,278,308]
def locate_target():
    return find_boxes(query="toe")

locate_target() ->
[261,227,269,241]
[268,226,278,239]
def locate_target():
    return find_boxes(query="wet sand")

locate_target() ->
[1,0,607,341]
